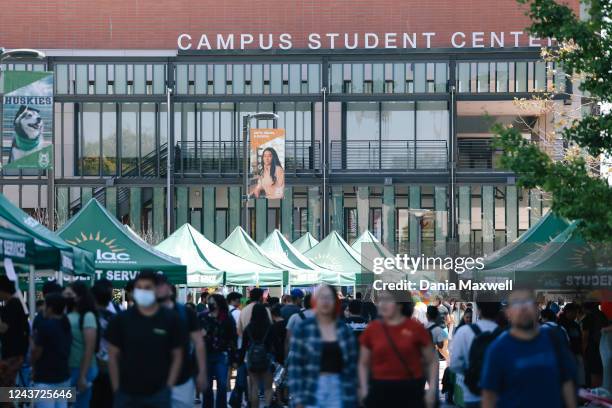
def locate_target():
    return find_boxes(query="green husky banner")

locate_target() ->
[2,71,54,170]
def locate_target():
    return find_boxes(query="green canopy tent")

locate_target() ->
[0,226,58,268]
[260,229,335,286]
[304,230,370,286]
[58,199,186,287]
[156,224,284,287]
[0,193,95,276]
[220,227,287,287]
[292,232,319,253]
[475,222,599,291]
[482,211,570,270]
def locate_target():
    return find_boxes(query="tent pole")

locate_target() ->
[28,265,36,317]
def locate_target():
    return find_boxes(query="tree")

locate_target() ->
[494,0,612,242]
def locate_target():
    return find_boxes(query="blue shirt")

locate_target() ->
[481,327,575,408]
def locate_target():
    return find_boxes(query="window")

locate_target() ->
[343,208,357,244]
[81,103,100,175]
[369,208,383,242]
[268,208,280,234]
[293,207,308,241]
[121,103,138,175]
[102,103,117,175]
[396,209,409,254]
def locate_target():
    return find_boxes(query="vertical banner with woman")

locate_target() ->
[249,128,285,200]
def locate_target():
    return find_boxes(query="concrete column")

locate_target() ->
[176,187,189,229]
[56,187,69,228]
[529,189,542,227]
[357,186,369,234]
[105,187,117,217]
[81,187,92,205]
[153,187,165,242]
[409,186,421,255]
[331,186,344,234]
[129,187,142,233]
[506,185,518,242]
[482,185,495,255]
[228,186,241,232]
[307,186,321,239]
[203,186,215,240]
[383,185,396,252]
[281,186,293,240]
[256,197,267,243]
[458,185,471,255]
[434,186,448,255]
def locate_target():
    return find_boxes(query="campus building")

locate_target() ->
[0,0,582,257]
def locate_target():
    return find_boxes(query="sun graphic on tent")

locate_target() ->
[66,231,125,253]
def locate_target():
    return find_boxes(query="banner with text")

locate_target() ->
[249,128,285,200]
[2,71,54,170]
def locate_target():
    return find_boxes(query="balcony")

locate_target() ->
[457,139,501,170]
[175,140,320,176]
[330,140,448,172]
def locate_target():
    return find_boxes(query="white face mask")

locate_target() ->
[133,288,156,307]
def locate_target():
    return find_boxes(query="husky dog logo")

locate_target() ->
[10,105,44,163]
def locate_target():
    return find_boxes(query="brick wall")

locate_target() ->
[0,0,579,50]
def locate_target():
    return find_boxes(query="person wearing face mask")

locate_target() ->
[199,294,237,408]
[156,277,207,408]
[481,290,577,408]
[106,270,184,408]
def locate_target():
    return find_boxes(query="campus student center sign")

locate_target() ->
[178,31,556,51]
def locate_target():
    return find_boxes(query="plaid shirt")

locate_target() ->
[287,317,358,407]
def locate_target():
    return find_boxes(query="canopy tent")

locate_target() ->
[351,230,391,257]
[58,199,186,287]
[157,224,285,287]
[304,230,369,286]
[475,222,598,291]
[220,227,286,286]
[0,226,59,268]
[260,229,334,286]
[482,211,570,270]
[292,232,319,253]
[0,193,94,276]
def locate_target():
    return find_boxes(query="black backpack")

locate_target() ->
[464,324,504,394]
[245,326,272,373]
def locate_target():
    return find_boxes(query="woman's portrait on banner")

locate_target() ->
[249,129,285,199]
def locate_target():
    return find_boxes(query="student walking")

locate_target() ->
[157,277,207,408]
[243,303,276,408]
[288,284,358,408]
[63,282,99,408]
[481,290,577,408]
[0,276,29,391]
[200,294,237,408]
[30,293,72,408]
[358,295,438,408]
[106,271,184,408]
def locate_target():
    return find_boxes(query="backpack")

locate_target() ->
[245,326,272,373]
[464,324,504,395]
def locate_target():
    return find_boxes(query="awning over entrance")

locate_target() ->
[58,199,185,286]
[0,193,94,276]
[220,227,286,286]
[292,232,319,253]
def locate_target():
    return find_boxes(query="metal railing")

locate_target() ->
[330,140,448,172]
[457,139,498,169]
[174,140,320,176]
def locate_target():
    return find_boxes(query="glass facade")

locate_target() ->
[0,49,562,253]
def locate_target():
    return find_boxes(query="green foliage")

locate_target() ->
[495,0,611,241]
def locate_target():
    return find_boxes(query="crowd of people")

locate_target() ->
[0,272,610,408]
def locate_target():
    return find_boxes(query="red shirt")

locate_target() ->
[360,318,431,380]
